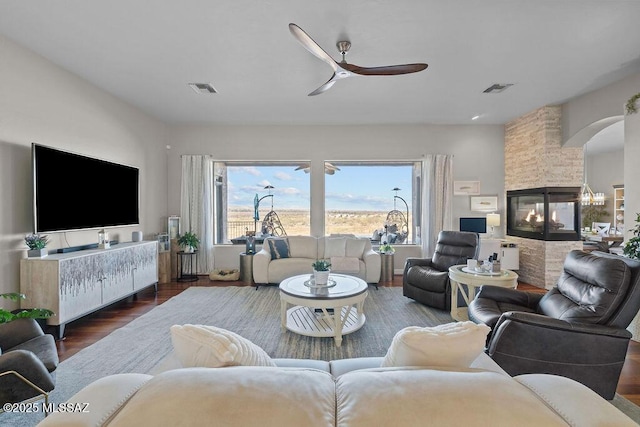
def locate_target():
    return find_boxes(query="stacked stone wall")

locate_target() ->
[504,106,583,288]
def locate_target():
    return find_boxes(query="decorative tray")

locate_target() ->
[304,277,337,289]
[461,266,503,276]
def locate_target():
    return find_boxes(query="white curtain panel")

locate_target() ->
[421,155,454,257]
[180,155,214,273]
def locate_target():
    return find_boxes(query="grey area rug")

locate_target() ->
[6,286,640,426]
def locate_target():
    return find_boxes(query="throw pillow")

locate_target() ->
[267,238,290,260]
[381,322,491,368]
[170,324,276,368]
[324,237,346,258]
[345,238,367,258]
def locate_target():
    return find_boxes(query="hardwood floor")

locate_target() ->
[53,276,640,406]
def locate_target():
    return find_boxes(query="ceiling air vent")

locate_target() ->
[483,83,514,94]
[188,83,217,94]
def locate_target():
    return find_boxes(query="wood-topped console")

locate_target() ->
[20,241,158,339]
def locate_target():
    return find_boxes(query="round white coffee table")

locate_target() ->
[449,265,519,321]
[279,274,368,347]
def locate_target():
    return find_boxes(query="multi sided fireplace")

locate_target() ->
[506,187,581,241]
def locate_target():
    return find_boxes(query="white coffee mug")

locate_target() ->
[467,259,477,269]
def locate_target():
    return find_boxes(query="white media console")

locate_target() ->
[20,241,158,339]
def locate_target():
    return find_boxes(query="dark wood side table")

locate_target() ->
[177,250,198,282]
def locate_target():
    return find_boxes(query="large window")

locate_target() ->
[213,160,422,245]
[214,162,310,244]
[325,162,421,244]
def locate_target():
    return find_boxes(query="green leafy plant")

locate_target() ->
[623,213,640,260]
[177,231,200,250]
[311,259,331,271]
[379,243,395,254]
[24,233,49,250]
[626,92,640,115]
[0,293,54,324]
[581,204,609,230]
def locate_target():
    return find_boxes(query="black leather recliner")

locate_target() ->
[403,231,479,310]
[468,250,640,400]
[0,318,58,406]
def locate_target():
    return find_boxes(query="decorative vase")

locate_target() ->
[313,269,330,285]
[28,248,48,258]
[184,246,194,253]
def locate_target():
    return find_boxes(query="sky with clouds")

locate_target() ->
[227,164,412,212]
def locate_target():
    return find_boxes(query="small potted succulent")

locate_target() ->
[177,231,200,253]
[24,233,50,258]
[311,259,331,285]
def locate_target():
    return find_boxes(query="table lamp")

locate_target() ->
[486,213,500,238]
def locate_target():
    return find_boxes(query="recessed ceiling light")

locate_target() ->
[188,83,217,94]
[482,83,514,94]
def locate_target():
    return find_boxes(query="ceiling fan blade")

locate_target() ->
[295,162,341,174]
[289,23,338,72]
[308,75,338,96]
[341,63,428,76]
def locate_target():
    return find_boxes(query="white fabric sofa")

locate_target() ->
[253,235,381,284]
[37,354,636,427]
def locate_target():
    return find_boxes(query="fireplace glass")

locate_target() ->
[507,187,581,241]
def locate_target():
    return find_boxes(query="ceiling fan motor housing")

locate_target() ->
[337,41,351,56]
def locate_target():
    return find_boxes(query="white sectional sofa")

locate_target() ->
[253,235,381,284]
[37,354,636,427]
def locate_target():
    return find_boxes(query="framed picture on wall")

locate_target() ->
[470,196,498,212]
[454,181,480,196]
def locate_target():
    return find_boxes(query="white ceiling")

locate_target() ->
[1,1,639,127]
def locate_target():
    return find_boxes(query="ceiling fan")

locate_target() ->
[295,162,341,175]
[289,23,428,96]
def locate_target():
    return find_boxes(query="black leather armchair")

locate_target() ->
[468,250,640,399]
[0,318,58,407]
[403,231,479,310]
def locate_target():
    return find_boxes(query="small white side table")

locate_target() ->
[448,265,518,321]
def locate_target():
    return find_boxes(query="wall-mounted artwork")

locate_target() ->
[454,181,480,196]
[470,196,498,212]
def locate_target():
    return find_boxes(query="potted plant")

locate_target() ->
[0,292,54,324]
[581,204,609,232]
[379,243,395,254]
[24,233,50,258]
[311,259,331,285]
[177,231,200,253]
[623,213,640,260]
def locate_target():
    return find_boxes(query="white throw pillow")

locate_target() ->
[381,322,491,368]
[324,237,346,258]
[170,324,276,368]
[345,238,367,258]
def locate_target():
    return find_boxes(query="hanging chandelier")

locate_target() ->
[581,144,605,206]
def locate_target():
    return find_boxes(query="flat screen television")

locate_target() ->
[33,143,139,233]
[459,217,486,234]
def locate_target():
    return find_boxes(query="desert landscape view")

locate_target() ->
[227,207,412,240]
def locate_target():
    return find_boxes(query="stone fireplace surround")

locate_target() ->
[504,106,583,289]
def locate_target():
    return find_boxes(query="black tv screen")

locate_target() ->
[459,217,486,234]
[33,144,139,233]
